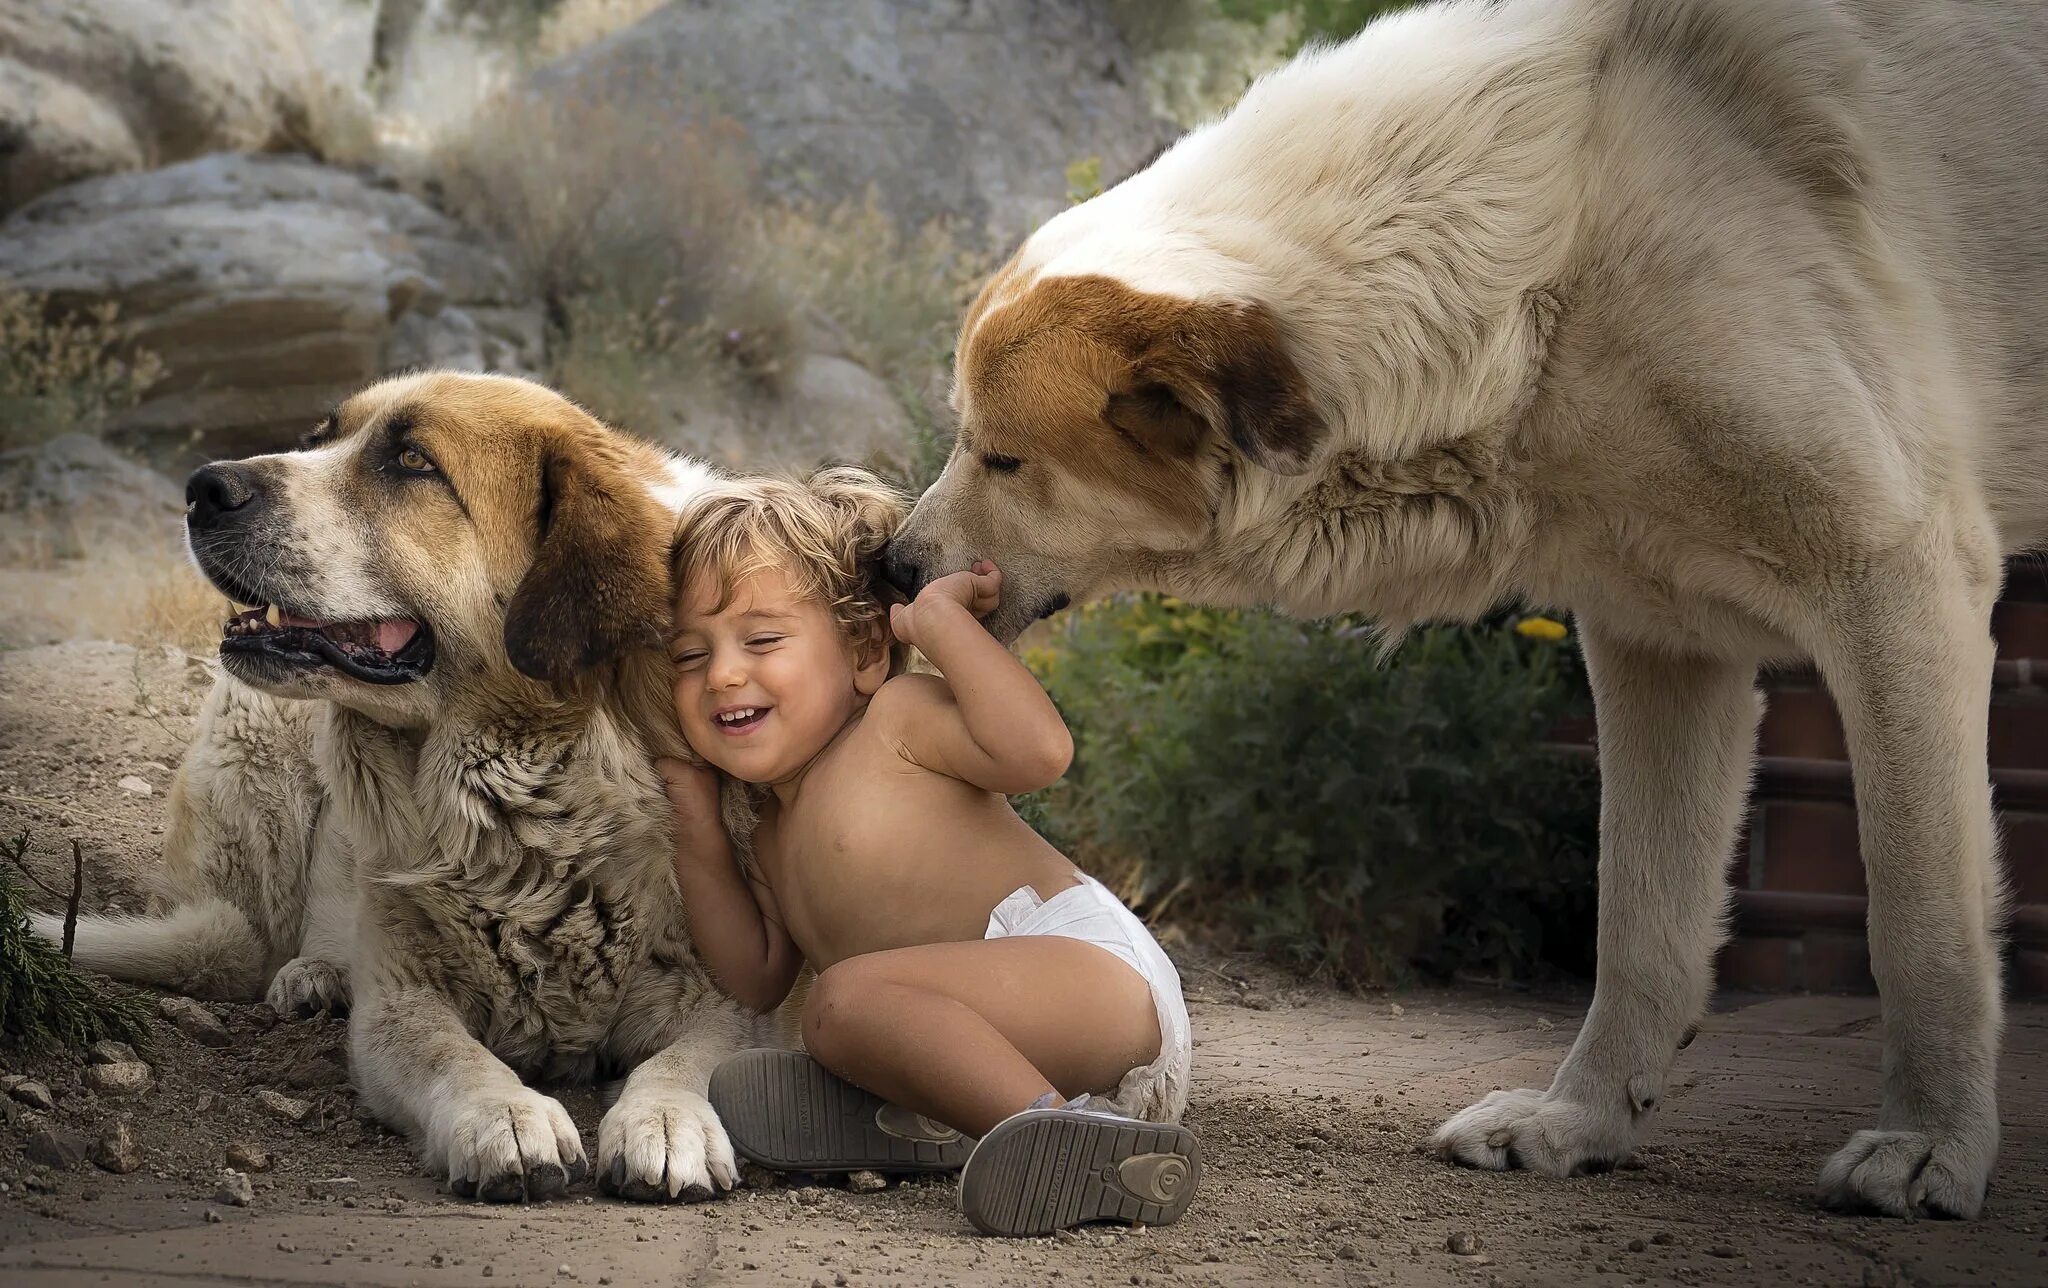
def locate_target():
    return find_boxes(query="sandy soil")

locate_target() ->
[2,641,2045,1287]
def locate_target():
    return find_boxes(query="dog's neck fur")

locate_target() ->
[315,660,679,900]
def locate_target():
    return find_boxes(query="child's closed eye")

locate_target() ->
[672,648,709,669]
[745,634,786,649]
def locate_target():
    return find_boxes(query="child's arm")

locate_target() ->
[880,561,1073,795]
[656,757,803,1014]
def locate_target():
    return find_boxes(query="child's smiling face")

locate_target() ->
[670,563,888,788]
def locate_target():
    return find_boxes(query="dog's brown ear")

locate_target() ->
[1110,298,1326,475]
[505,445,670,688]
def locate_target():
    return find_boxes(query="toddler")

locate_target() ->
[659,467,1197,1236]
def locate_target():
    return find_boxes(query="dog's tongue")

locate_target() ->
[373,620,418,653]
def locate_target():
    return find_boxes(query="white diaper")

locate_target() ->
[984,874,1192,1124]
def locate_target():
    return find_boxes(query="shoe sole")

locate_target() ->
[960,1109,1201,1236]
[707,1048,972,1173]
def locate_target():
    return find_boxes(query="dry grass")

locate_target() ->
[430,84,984,458]
[534,0,668,60]
[0,293,163,452]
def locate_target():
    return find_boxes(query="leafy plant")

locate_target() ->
[1027,598,1597,986]
[0,835,154,1053]
[0,292,164,450]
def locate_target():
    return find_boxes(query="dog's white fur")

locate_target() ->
[41,373,772,1203]
[894,0,2048,1218]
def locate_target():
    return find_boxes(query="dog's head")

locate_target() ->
[885,270,1327,641]
[184,371,685,726]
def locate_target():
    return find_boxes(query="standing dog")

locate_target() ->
[45,372,762,1202]
[886,0,2048,1218]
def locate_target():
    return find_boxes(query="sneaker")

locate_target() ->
[958,1097,1201,1237]
[707,1048,972,1173]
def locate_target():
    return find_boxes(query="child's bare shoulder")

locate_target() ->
[864,671,956,735]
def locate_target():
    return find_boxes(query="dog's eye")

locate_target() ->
[981,453,1022,474]
[396,446,436,475]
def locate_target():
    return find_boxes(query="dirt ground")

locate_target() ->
[2,641,2045,1288]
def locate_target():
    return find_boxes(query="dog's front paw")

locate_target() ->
[1431,1086,1638,1176]
[597,1084,738,1203]
[1818,1129,1991,1219]
[265,956,350,1017]
[436,1089,588,1203]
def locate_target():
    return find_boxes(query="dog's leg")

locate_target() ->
[1810,529,2003,1220]
[264,823,354,1017]
[352,981,589,1203]
[597,999,752,1203]
[1434,623,1759,1175]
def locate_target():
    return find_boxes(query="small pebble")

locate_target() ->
[1446,1232,1483,1256]
[26,1126,90,1169]
[215,1169,254,1207]
[83,1062,152,1097]
[90,1120,144,1174]
[224,1143,274,1173]
[4,1079,56,1113]
[253,1089,313,1123]
[87,1040,141,1065]
[203,1207,222,1223]
[118,775,152,796]
[1709,1246,1737,1259]
[1628,1237,1647,1253]
[160,996,233,1048]
[847,1170,887,1193]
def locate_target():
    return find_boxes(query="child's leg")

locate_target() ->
[800,936,1161,1138]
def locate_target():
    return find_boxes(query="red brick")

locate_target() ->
[1993,601,2048,661]
[1753,799,1866,896]
[1990,694,2048,771]
[1800,932,1875,994]
[2013,949,2048,999]
[1718,936,1799,992]
[2003,812,2048,904]
[1758,687,1848,761]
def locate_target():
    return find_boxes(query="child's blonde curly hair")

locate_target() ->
[669,465,910,870]
[669,464,910,674]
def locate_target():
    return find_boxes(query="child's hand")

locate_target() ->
[655,756,723,837]
[889,560,1001,650]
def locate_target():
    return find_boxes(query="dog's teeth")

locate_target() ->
[265,604,282,628]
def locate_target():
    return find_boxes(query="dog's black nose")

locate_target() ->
[185,463,258,530]
[879,543,929,600]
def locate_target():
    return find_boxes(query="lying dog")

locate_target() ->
[885,0,2048,1218]
[44,371,765,1201]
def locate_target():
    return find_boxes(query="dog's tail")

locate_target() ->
[32,898,270,1000]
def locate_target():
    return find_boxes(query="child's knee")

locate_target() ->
[801,960,868,1058]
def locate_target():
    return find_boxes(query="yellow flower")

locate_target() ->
[1514,616,1569,642]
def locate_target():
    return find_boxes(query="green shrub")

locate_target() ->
[0,855,154,1054]
[1025,597,1597,987]
[0,292,163,450]
[1218,0,1418,53]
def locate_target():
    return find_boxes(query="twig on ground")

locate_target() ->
[0,829,59,901]
[64,838,84,960]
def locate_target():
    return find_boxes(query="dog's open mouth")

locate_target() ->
[220,604,434,685]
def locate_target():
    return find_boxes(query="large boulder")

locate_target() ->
[0,152,545,464]
[534,0,1180,242]
[0,0,321,212]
